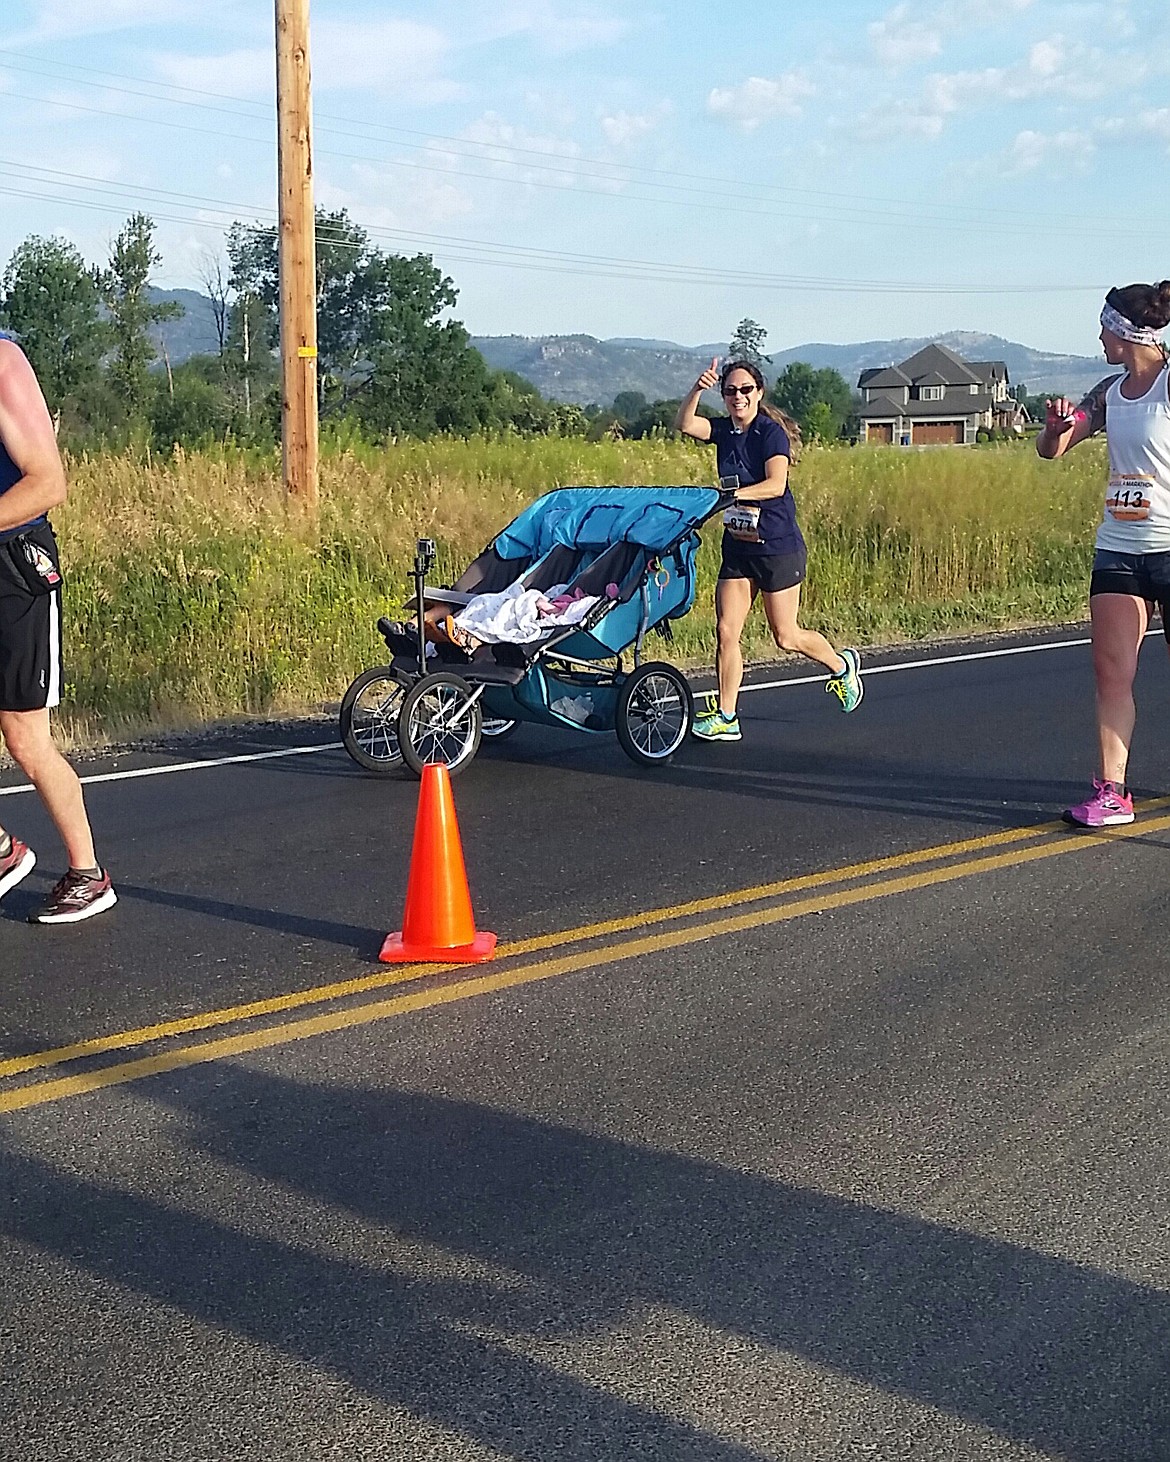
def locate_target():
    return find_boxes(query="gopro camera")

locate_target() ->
[415,537,437,570]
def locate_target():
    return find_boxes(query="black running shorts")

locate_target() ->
[0,523,63,712]
[718,545,807,594]
[1090,548,1170,642]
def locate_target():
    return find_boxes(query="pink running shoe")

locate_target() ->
[0,836,35,901]
[1063,779,1134,827]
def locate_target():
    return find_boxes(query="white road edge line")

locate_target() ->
[737,633,1095,693]
[0,628,1157,799]
[0,741,343,798]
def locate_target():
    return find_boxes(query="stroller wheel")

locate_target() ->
[397,671,483,777]
[481,716,519,741]
[340,667,408,775]
[616,661,692,767]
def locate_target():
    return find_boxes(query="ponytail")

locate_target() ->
[760,401,802,465]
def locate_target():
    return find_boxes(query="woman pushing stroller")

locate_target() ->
[675,358,863,741]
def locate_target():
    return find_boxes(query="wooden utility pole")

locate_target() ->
[275,0,318,511]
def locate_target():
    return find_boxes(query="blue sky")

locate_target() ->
[0,0,1167,356]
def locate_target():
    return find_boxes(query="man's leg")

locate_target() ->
[0,707,97,869]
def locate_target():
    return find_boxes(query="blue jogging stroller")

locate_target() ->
[339,484,729,776]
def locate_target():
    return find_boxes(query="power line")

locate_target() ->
[0,167,1107,297]
[0,47,1130,230]
[0,54,1134,240]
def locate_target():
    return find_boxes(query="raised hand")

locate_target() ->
[1045,396,1082,430]
[695,356,720,392]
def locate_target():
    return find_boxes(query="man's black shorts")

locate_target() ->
[0,522,63,711]
[718,545,806,594]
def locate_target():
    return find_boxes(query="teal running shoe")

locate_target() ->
[692,708,742,741]
[826,647,863,712]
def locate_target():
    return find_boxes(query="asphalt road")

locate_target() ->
[1,629,1169,1461]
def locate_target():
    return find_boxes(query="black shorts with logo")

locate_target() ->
[0,521,63,711]
[718,540,807,594]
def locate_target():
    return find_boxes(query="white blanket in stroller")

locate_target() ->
[453,582,598,646]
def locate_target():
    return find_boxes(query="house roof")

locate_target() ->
[857,393,911,418]
[896,343,981,385]
[861,366,911,388]
[858,340,1012,391]
[858,392,994,419]
[965,359,1009,385]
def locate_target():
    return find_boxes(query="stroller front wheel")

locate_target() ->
[616,661,692,767]
[397,671,483,777]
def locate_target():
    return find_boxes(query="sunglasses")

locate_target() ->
[722,384,756,398]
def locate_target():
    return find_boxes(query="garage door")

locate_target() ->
[866,422,893,444]
[912,420,964,445]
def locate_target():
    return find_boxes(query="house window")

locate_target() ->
[969,383,978,395]
[920,385,944,401]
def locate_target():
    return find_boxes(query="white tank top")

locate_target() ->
[1095,365,1170,552]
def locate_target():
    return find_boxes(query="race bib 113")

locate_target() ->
[1106,473,1154,522]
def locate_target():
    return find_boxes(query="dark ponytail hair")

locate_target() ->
[1106,281,1170,332]
[719,358,802,464]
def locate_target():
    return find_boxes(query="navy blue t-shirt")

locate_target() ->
[0,332,45,542]
[708,412,803,556]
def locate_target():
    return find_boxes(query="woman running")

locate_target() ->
[1037,279,1170,826]
[675,357,862,741]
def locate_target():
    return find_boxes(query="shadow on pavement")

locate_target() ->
[110,881,384,955]
[2,1068,1166,1460]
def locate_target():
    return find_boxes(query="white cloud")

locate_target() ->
[473,2,629,57]
[862,34,1113,139]
[152,20,463,108]
[998,126,1095,173]
[599,103,670,147]
[1097,107,1170,146]
[707,73,816,132]
[323,164,474,232]
[867,0,1036,64]
[312,18,464,102]
[2,0,236,46]
[153,47,272,101]
[868,4,943,68]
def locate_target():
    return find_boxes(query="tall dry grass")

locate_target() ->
[51,432,1107,742]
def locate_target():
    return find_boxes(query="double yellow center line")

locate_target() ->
[3,805,1167,1115]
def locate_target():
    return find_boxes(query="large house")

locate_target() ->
[856,343,1027,446]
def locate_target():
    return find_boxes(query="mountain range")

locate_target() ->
[147,290,1106,406]
[470,331,1108,406]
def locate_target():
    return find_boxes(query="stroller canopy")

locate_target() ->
[492,486,722,563]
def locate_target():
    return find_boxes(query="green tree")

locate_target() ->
[101,213,183,417]
[628,399,682,438]
[728,317,770,366]
[227,209,494,438]
[772,361,854,438]
[149,357,234,453]
[802,400,835,443]
[611,390,648,421]
[224,222,279,432]
[0,235,108,412]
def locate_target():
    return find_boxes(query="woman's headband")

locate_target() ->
[1101,300,1165,347]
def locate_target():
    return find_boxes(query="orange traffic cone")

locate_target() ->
[379,762,497,964]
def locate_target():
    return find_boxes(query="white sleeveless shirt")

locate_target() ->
[1095,365,1170,552]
